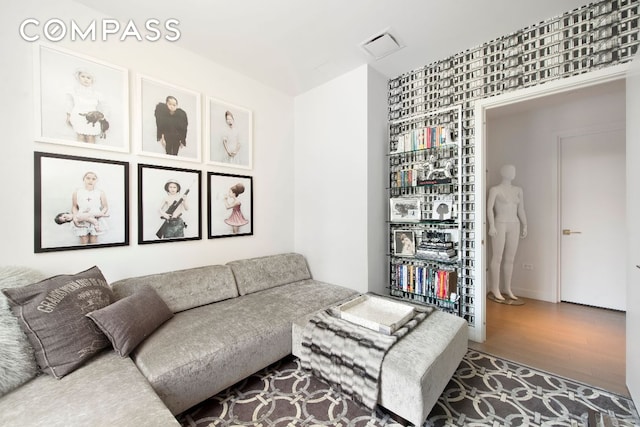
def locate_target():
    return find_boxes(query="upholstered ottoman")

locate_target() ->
[292,301,468,426]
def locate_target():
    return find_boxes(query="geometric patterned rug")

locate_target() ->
[177,350,640,426]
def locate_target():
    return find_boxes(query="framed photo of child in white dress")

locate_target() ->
[138,164,202,244]
[34,152,129,252]
[34,44,129,152]
[393,230,416,256]
[136,75,202,162]
[207,172,253,238]
[206,97,253,170]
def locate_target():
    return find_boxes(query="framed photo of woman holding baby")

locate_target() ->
[34,44,129,153]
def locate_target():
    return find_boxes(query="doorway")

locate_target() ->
[472,64,629,344]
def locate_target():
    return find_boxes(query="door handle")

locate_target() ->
[562,229,582,235]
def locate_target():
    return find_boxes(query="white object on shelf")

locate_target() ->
[336,294,415,335]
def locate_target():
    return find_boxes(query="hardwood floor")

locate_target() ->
[468,297,629,397]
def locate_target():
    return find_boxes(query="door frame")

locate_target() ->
[472,63,629,343]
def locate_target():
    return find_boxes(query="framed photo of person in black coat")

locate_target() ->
[136,74,202,162]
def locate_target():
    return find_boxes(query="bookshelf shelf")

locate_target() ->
[387,104,463,317]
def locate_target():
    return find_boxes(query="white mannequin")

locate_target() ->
[487,165,527,301]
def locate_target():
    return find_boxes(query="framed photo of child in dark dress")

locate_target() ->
[138,164,202,244]
[136,74,202,162]
[34,44,129,152]
[207,172,253,238]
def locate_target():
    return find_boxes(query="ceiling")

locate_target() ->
[75,0,590,96]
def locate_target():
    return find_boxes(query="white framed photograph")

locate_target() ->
[390,197,421,222]
[206,97,253,169]
[34,44,129,152]
[431,198,453,221]
[136,74,202,162]
[393,230,416,256]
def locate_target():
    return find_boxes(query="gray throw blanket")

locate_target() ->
[300,300,433,410]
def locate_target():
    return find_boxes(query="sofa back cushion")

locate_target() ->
[228,253,311,296]
[111,265,238,313]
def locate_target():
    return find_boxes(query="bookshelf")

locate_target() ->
[387,105,463,316]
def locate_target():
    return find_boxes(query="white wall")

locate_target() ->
[294,65,387,293]
[486,80,626,301]
[0,1,295,283]
[626,53,640,408]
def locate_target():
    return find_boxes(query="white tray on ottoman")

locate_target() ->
[336,294,415,335]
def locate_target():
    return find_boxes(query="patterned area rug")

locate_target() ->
[177,350,639,426]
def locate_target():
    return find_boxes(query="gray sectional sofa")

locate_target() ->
[0,253,358,426]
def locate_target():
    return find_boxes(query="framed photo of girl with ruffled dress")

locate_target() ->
[207,172,253,238]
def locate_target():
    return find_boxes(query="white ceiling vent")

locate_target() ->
[360,30,404,60]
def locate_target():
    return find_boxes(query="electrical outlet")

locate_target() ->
[522,263,533,270]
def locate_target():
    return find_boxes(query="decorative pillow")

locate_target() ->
[87,285,173,357]
[1,266,114,379]
[0,266,47,396]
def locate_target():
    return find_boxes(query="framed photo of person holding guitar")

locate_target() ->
[138,164,201,244]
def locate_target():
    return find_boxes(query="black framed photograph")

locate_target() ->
[136,74,202,162]
[206,97,253,169]
[393,230,416,256]
[390,197,421,222]
[208,172,253,238]
[34,44,129,152]
[34,152,129,252]
[138,164,202,244]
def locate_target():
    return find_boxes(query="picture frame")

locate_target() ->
[138,164,202,244]
[136,74,202,162]
[34,152,129,252]
[431,198,453,221]
[34,44,129,152]
[205,97,253,169]
[208,172,253,238]
[390,197,421,222]
[393,230,416,256]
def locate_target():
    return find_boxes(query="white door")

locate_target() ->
[560,128,626,310]
[626,53,640,409]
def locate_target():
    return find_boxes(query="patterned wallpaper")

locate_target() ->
[387,0,639,326]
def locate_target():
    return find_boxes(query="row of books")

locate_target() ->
[395,126,451,153]
[391,169,453,188]
[393,264,458,299]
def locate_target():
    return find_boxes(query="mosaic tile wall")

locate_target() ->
[387,0,639,327]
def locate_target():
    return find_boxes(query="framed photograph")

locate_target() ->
[431,198,453,221]
[34,152,129,252]
[208,172,253,238]
[138,164,202,244]
[206,97,253,169]
[390,197,421,222]
[136,74,202,162]
[393,230,416,256]
[34,44,129,152]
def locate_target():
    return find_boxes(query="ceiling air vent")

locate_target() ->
[360,30,403,60]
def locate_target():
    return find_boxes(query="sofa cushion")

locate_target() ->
[110,265,237,313]
[87,285,174,357]
[0,351,180,427]
[227,253,312,296]
[1,266,113,379]
[130,278,358,414]
[0,266,47,397]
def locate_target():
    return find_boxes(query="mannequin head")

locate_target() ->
[500,164,516,181]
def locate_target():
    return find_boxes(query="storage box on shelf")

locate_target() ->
[387,105,463,317]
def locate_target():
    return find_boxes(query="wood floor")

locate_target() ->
[468,297,629,397]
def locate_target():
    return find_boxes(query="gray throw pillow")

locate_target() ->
[87,285,174,357]
[2,266,114,379]
[0,266,47,396]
